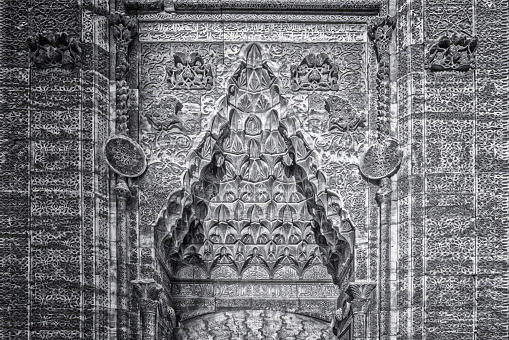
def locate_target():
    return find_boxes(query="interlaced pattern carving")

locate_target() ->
[291,53,339,91]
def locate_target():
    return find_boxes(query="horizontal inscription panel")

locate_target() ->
[172,282,340,298]
[139,22,366,42]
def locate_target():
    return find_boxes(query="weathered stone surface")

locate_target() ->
[0,1,508,339]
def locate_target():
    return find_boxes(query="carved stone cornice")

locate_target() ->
[26,32,81,69]
[124,0,382,13]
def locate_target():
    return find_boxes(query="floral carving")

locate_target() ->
[427,34,478,71]
[368,16,396,141]
[291,53,339,91]
[104,135,147,178]
[325,96,366,132]
[359,138,402,180]
[111,12,137,135]
[167,52,214,90]
[145,96,184,132]
[26,32,81,69]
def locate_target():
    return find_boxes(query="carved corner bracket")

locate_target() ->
[26,32,82,69]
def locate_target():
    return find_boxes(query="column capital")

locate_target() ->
[132,278,163,303]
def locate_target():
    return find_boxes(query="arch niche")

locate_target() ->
[153,44,356,339]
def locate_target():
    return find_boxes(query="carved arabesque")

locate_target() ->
[291,53,340,91]
[26,32,81,69]
[167,52,214,90]
[426,34,478,71]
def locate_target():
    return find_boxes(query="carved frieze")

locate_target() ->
[26,32,81,69]
[167,52,214,90]
[426,34,478,71]
[291,53,339,91]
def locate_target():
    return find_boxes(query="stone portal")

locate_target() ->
[154,43,355,338]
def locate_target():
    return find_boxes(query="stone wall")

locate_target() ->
[0,0,508,339]
[395,0,509,339]
[0,1,111,339]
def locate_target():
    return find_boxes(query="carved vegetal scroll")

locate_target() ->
[26,32,81,69]
[105,13,147,177]
[111,12,137,135]
[167,52,214,90]
[427,34,478,71]
[362,16,400,340]
[108,13,146,340]
[325,96,366,132]
[368,16,396,141]
[291,53,339,91]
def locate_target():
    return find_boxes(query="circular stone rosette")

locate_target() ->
[104,135,147,177]
[359,139,403,180]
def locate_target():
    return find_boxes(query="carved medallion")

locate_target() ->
[291,53,339,91]
[325,96,366,132]
[104,135,147,177]
[359,139,402,180]
[167,52,214,90]
[426,34,478,71]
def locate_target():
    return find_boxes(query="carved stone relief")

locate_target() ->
[426,34,478,71]
[167,52,214,90]
[291,53,340,91]
[2,1,509,340]
[26,32,82,69]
